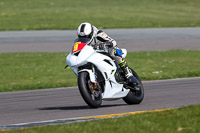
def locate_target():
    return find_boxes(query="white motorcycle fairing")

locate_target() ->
[66,44,130,100]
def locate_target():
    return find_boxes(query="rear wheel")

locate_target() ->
[123,68,144,104]
[78,71,102,108]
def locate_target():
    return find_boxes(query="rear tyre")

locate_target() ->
[123,68,144,104]
[78,71,102,108]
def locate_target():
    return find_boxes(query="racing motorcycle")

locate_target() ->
[66,37,144,108]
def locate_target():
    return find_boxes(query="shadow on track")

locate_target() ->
[38,103,127,111]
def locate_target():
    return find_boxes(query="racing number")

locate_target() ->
[73,42,81,52]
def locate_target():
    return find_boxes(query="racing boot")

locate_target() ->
[119,60,140,89]
[118,59,133,79]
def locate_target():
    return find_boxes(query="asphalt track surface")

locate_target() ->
[0,28,200,128]
[0,27,200,53]
[0,77,200,129]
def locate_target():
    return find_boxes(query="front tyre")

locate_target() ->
[78,71,102,108]
[123,68,144,104]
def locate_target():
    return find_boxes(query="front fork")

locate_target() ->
[79,65,101,96]
[78,64,97,84]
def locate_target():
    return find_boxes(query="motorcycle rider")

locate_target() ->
[77,22,133,79]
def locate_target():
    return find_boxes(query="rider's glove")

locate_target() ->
[93,43,105,50]
[94,42,114,50]
[99,43,106,50]
[105,41,113,48]
[100,42,113,49]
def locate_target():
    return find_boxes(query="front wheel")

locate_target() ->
[78,71,102,108]
[123,68,144,104]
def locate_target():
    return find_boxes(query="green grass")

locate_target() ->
[0,0,200,31]
[5,104,200,133]
[127,50,200,80]
[0,52,76,92]
[0,50,200,92]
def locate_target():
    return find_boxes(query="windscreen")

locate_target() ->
[72,37,91,53]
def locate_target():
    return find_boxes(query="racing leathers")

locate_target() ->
[90,26,133,79]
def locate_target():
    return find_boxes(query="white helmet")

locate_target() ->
[77,22,93,39]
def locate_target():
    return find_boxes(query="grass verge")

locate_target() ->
[4,104,200,133]
[0,50,200,92]
[0,0,200,30]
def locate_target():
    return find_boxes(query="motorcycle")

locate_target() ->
[66,37,144,108]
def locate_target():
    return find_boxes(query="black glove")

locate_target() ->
[94,42,113,50]
[99,43,106,50]
[93,43,105,50]
[105,41,113,47]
